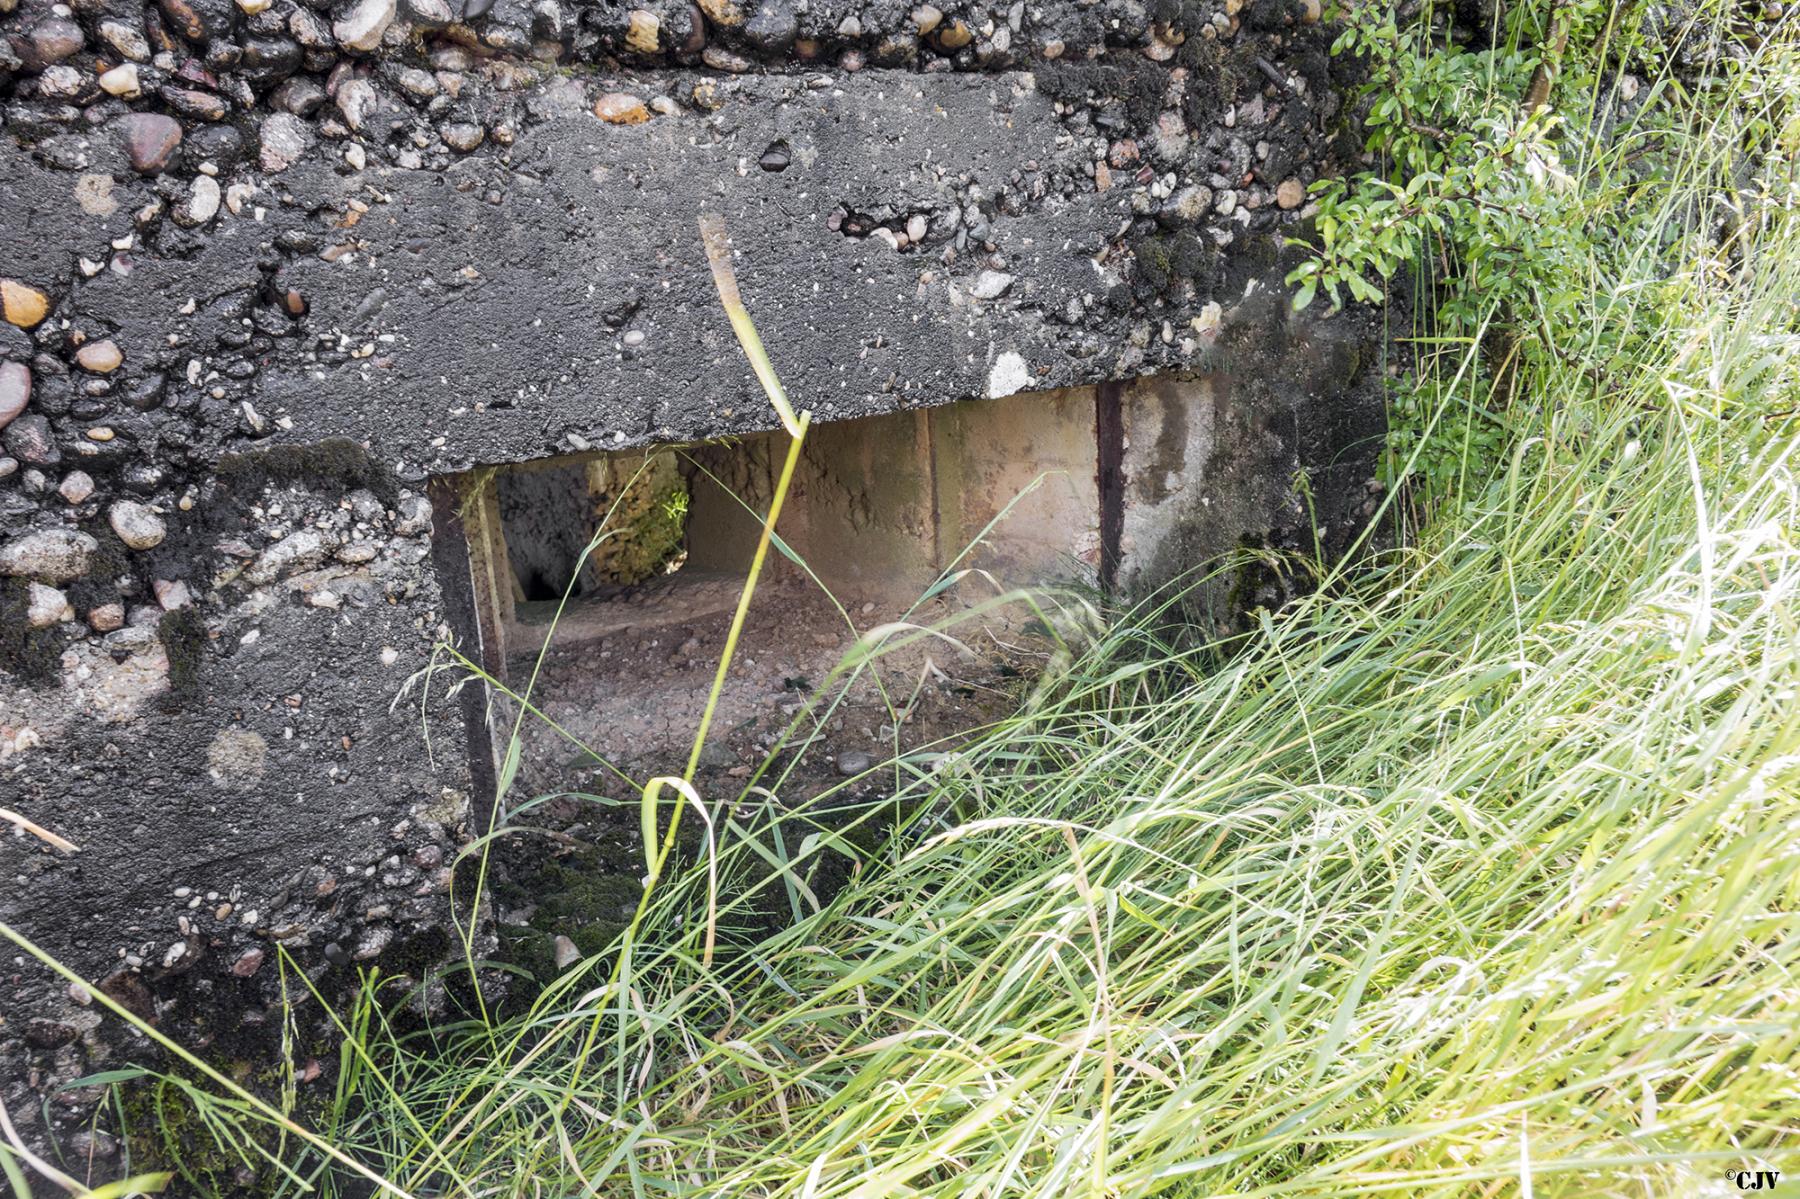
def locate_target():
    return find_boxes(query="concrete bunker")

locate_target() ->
[0,0,1388,1149]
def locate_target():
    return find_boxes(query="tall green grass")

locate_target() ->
[7,10,1800,1197]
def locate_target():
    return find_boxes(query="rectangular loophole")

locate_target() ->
[440,387,1109,786]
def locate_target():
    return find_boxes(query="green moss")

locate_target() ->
[215,438,398,505]
[1177,36,1252,124]
[382,924,454,981]
[1131,231,1221,300]
[1145,0,1202,26]
[64,526,130,614]
[1035,59,1167,129]
[158,605,210,708]
[593,451,690,585]
[1245,0,1305,31]
[0,578,62,685]
[495,860,644,988]
[115,1076,258,1196]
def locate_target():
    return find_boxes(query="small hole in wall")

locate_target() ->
[494,450,690,604]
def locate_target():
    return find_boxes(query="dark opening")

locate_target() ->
[495,451,690,607]
[444,389,1120,795]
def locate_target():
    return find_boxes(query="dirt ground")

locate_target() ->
[479,565,1077,981]
[504,567,1056,789]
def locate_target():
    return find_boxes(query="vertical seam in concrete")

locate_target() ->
[1096,381,1126,593]
[426,477,500,830]
[922,407,942,573]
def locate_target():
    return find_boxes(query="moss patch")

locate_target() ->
[64,526,130,615]
[592,451,690,585]
[1131,230,1222,301]
[0,579,62,685]
[1177,36,1253,125]
[158,605,209,709]
[1035,58,1168,130]
[495,859,644,988]
[215,438,398,505]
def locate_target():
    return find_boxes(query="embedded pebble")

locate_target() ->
[75,340,123,373]
[119,113,183,175]
[0,529,99,583]
[701,46,752,72]
[88,603,126,632]
[696,0,743,27]
[1277,178,1306,209]
[99,64,142,98]
[334,0,396,51]
[5,415,58,465]
[36,67,86,99]
[26,583,74,628]
[273,77,326,117]
[154,579,193,609]
[110,500,167,550]
[593,92,650,124]
[396,67,439,98]
[625,9,659,53]
[162,87,228,122]
[27,18,84,65]
[245,528,332,582]
[335,80,378,131]
[0,362,29,429]
[743,2,796,53]
[936,18,972,48]
[58,471,94,503]
[99,20,151,61]
[442,123,485,152]
[836,750,874,776]
[1169,184,1213,222]
[259,113,313,172]
[969,270,1015,300]
[1,280,49,329]
[393,495,433,535]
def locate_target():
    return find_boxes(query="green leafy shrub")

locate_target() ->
[1291,1,1790,505]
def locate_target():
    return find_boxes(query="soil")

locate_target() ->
[480,565,1061,986]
